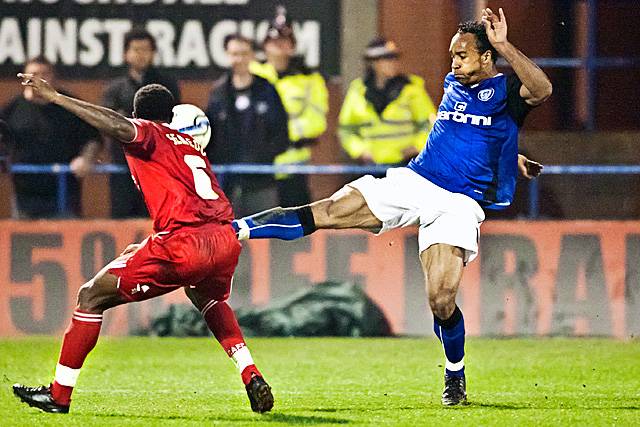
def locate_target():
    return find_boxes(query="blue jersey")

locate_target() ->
[408,73,530,210]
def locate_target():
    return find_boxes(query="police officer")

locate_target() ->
[250,6,328,207]
[339,37,437,166]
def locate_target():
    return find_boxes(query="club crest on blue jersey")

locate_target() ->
[478,88,495,101]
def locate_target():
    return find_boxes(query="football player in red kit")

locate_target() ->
[12,75,274,414]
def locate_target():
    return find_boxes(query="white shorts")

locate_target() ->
[347,167,485,263]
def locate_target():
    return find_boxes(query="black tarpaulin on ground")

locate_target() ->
[145,281,393,337]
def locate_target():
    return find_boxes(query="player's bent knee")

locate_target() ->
[429,289,457,319]
[77,282,100,312]
[77,273,124,313]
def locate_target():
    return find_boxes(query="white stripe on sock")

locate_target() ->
[73,311,103,318]
[54,363,80,387]
[73,316,103,323]
[445,357,465,372]
[231,346,254,373]
[73,312,103,323]
[249,223,302,231]
[201,300,218,317]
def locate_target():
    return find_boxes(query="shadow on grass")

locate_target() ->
[470,402,531,410]
[93,411,350,424]
[471,402,640,411]
[311,406,423,413]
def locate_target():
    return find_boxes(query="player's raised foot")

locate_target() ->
[245,375,274,413]
[13,384,69,414]
[441,374,467,406]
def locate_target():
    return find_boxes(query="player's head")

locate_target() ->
[124,28,157,73]
[364,37,401,81]
[263,5,296,60]
[224,34,255,75]
[133,84,175,122]
[450,21,499,85]
[23,56,56,104]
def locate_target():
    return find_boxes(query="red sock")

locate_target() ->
[50,309,103,405]
[241,364,262,385]
[201,300,261,385]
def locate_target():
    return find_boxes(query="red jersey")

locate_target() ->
[123,119,233,232]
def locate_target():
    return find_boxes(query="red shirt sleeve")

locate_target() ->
[125,118,156,154]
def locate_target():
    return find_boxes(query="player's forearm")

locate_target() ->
[494,41,553,105]
[80,140,102,163]
[52,94,135,142]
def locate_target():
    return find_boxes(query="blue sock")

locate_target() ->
[232,206,316,241]
[433,306,465,377]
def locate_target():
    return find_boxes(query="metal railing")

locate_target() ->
[8,163,640,218]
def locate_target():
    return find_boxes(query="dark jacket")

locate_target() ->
[205,73,289,167]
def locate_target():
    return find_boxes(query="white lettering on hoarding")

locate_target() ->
[0,16,321,70]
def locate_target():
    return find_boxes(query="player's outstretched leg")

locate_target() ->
[13,272,126,414]
[232,186,382,241]
[421,244,467,406]
[185,287,273,413]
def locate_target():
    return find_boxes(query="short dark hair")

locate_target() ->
[24,55,54,73]
[133,84,174,122]
[124,27,157,52]
[223,34,255,51]
[457,21,499,62]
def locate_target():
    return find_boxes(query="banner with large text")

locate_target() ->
[0,0,341,78]
[0,220,638,337]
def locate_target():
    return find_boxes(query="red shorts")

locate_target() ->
[107,223,241,303]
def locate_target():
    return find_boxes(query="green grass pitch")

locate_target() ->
[1,337,639,426]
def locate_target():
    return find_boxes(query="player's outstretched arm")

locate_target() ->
[481,8,552,106]
[18,73,135,142]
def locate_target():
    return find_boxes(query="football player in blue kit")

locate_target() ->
[232,8,551,405]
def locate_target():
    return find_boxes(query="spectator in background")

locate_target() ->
[339,37,437,167]
[1,56,101,218]
[250,6,328,207]
[102,27,181,218]
[206,34,289,217]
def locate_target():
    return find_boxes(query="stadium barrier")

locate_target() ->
[9,163,640,218]
[0,219,638,338]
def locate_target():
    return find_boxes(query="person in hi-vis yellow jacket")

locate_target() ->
[250,6,328,207]
[340,37,436,166]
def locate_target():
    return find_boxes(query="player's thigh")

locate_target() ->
[419,243,465,300]
[106,240,184,303]
[310,185,382,229]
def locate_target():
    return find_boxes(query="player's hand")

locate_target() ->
[518,154,543,179]
[17,73,58,102]
[482,7,508,46]
[70,156,93,178]
[120,243,142,256]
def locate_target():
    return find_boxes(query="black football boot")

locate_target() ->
[13,384,70,413]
